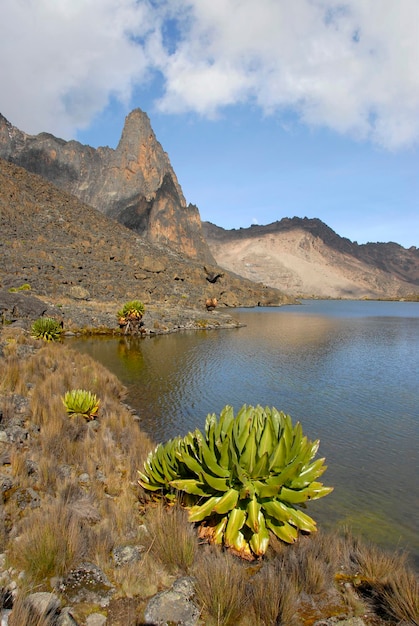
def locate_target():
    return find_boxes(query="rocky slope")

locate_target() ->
[203,218,419,299]
[0,158,293,331]
[3,109,417,302]
[0,110,214,263]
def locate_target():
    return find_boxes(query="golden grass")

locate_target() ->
[144,502,198,574]
[250,561,299,626]
[8,502,87,586]
[193,548,250,626]
[272,533,333,597]
[10,447,29,480]
[0,508,7,553]
[378,567,419,624]
[105,485,143,540]
[8,593,56,626]
[0,395,14,425]
[1,326,417,625]
[0,356,28,394]
[112,554,171,600]
[353,540,419,624]
[354,540,409,583]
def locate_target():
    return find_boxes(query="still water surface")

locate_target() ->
[70,300,419,561]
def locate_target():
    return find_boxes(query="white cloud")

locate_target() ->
[0,0,156,137]
[155,0,419,149]
[1,0,418,149]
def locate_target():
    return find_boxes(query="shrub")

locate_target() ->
[117,300,145,334]
[62,389,100,420]
[8,283,31,292]
[31,317,62,342]
[139,405,333,559]
[117,300,145,320]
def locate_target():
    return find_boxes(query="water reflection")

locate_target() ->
[69,301,419,562]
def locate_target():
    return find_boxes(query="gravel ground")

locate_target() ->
[2,291,244,336]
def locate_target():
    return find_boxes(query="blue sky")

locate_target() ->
[1,1,418,248]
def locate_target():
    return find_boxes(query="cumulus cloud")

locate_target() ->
[0,0,157,137]
[1,0,418,149]
[156,0,419,149]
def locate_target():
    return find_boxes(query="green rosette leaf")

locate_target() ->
[138,405,333,559]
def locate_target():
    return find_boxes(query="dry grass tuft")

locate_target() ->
[283,534,334,595]
[8,501,88,586]
[354,541,408,583]
[106,485,143,540]
[193,548,250,626]
[378,567,419,624]
[0,507,7,552]
[10,447,30,481]
[352,541,419,624]
[85,519,117,568]
[112,554,171,600]
[250,560,299,626]
[144,502,198,574]
[0,356,28,394]
[0,395,15,425]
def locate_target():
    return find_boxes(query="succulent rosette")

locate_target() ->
[62,389,100,420]
[31,317,62,341]
[139,405,333,559]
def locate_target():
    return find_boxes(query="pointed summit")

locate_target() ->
[0,110,213,262]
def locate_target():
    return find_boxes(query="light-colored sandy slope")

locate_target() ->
[207,229,412,299]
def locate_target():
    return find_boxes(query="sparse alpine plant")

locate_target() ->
[62,389,100,420]
[117,300,145,321]
[138,405,333,559]
[31,317,62,341]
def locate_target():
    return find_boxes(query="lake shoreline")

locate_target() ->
[0,324,418,626]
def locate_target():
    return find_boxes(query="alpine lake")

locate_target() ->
[69,300,419,566]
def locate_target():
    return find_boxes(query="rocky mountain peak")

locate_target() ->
[0,110,213,263]
[113,108,186,206]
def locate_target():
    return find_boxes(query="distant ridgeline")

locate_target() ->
[1,109,418,300]
[0,157,291,306]
[202,219,419,299]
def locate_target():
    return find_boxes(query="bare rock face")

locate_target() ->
[203,218,419,300]
[0,110,214,263]
[0,158,292,309]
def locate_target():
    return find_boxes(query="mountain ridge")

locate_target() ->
[0,157,291,322]
[1,110,418,301]
[0,109,214,263]
[203,219,419,299]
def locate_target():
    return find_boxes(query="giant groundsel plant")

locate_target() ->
[138,405,333,559]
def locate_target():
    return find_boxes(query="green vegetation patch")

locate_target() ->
[139,404,333,560]
[31,317,62,341]
[62,389,100,420]
[8,283,31,292]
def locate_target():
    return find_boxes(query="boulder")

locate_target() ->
[0,291,48,323]
[9,592,60,625]
[144,576,201,626]
[58,563,114,606]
